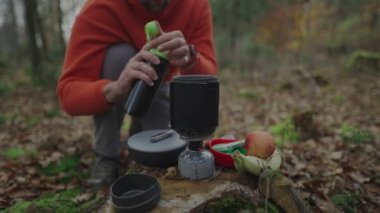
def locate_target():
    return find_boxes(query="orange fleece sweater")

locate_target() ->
[57,0,217,116]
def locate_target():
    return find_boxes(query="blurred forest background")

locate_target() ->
[0,0,379,212]
[0,0,379,84]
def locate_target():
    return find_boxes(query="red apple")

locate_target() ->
[245,131,275,159]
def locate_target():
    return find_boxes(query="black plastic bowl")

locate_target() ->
[110,174,161,213]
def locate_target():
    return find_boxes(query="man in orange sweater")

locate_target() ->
[57,0,217,187]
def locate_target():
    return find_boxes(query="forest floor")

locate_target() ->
[0,58,379,212]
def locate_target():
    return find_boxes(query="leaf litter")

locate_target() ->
[0,68,379,212]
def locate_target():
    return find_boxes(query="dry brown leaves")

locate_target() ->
[218,69,380,212]
[0,88,95,208]
[0,68,379,211]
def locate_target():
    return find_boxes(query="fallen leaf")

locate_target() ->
[310,194,336,213]
[0,198,10,208]
[349,172,370,183]
[67,177,81,189]
[26,167,37,175]
[38,151,64,167]
[10,191,38,200]
[66,147,77,155]
[364,183,380,195]
[15,176,27,184]
[72,191,95,204]
[329,151,343,160]
[0,172,11,183]
[333,168,343,175]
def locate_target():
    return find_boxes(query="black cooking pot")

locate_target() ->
[170,75,219,140]
[126,130,186,168]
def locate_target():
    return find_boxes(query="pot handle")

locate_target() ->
[149,129,175,143]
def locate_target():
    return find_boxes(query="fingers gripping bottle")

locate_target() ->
[124,21,169,117]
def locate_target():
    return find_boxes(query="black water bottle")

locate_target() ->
[124,21,169,117]
[124,56,169,117]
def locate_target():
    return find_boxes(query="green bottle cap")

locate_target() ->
[145,21,168,60]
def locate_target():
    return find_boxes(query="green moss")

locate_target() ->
[27,115,43,127]
[0,82,12,97]
[45,108,61,118]
[0,113,18,128]
[202,195,282,213]
[60,170,90,184]
[31,191,78,212]
[5,189,83,213]
[203,195,256,213]
[332,95,345,105]
[79,197,103,212]
[268,118,300,147]
[0,115,6,127]
[331,191,359,213]
[5,189,101,213]
[2,200,32,213]
[346,50,380,72]
[256,203,281,213]
[1,147,37,160]
[238,89,261,99]
[38,156,89,186]
[2,148,26,159]
[39,156,80,176]
[340,124,374,144]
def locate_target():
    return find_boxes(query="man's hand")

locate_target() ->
[149,23,192,68]
[103,44,160,104]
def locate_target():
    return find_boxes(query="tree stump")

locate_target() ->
[258,170,311,213]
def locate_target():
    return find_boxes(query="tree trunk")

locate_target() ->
[229,0,239,53]
[6,0,20,55]
[36,8,49,61]
[23,0,41,74]
[56,0,66,49]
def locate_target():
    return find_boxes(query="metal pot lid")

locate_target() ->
[127,129,186,153]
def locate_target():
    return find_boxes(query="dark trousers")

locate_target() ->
[93,44,170,159]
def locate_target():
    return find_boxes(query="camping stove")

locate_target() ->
[170,75,219,180]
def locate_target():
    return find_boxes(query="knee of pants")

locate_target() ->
[101,43,136,81]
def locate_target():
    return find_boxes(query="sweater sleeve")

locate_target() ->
[57,2,126,116]
[180,0,217,75]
